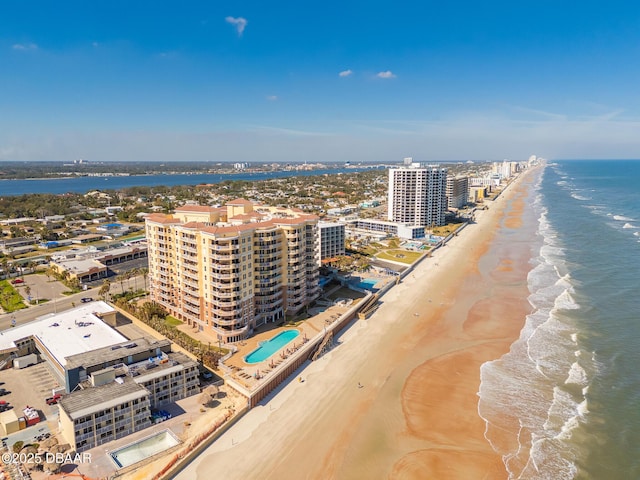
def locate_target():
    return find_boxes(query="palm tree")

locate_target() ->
[99,280,111,302]
[0,258,8,280]
[125,270,134,292]
[45,265,56,282]
[27,260,37,275]
[140,267,149,292]
[130,268,139,292]
[116,274,126,294]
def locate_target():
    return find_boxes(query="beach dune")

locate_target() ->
[175,167,541,480]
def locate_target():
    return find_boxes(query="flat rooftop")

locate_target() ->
[65,337,171,370]
[128,351,197,384]
[58,378,149,420]
[0,301,127,366]
[53,258,105,273]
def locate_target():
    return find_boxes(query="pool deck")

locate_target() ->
[76,388,246,479]
[222,302,350,389]
[103,275,394,480]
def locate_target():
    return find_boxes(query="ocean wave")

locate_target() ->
[570,193,591,201]
[479,181,589,480]
[613,215,634,221]
[565,362,588,387]
[623,223,638,229]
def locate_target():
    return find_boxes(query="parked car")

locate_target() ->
[45,394,62,405]
[11,278,24,284]
[80,297,93,303]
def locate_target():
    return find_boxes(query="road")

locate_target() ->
[0,274,144,331]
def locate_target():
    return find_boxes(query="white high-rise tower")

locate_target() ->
[388,162,448,227]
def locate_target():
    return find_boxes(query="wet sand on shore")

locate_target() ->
[176,167,541,480]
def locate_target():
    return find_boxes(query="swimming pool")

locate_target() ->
[110,430,180,468]
[245,330,300,364]
[354,278,379,290]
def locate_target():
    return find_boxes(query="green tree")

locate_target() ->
[99,280,111,302]
[116,274,126,294]
[140,267,149,291]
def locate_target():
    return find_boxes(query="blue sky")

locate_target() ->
[2,1,640,162]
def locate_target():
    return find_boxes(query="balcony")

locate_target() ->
[211,323,249,337]
[182,277,199,289]
[181,244,198,254]
[209,297,242,308]
[256,239,282,248]
[210,262,238,271]
[210,272,235,281]
[213,311,249,325]
[210,279,241,289]
[181,309,201,323]
[288,263,304,272]
[307,285,321,296]
[210,252,241,261]
[256,280,281,289]
[256,257,282,268]
[256,296,283,307]
[210,244,238,253]
[213,307,244,319]
[211,289,240,298]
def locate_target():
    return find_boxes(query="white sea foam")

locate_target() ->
[623,223,637,229]
[478,180,587,480]
[570,193,591,201]
[634,232,640,237]
[565,362,588,387]
[613,215,634,221]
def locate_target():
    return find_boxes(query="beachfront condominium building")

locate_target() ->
[492,160,520,180]
[145,200,320,343]
[318,221,346,263]
[446,176,469,209]
[388,163,448,227]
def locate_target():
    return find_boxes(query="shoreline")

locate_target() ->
[175,167,543,480]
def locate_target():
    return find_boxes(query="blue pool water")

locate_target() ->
[245,330,300,364]
[354,278,378,290]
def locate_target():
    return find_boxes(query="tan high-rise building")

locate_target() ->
[145,200,320,343]
[446,176,469,209]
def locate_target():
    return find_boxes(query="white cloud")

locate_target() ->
[12,43,38,51]
[376,70,396,79]
[339,69,353,77]
[266,95,278,101]
[225,16,248,36]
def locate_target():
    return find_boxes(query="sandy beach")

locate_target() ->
[175,166,542,480]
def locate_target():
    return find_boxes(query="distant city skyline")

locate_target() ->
[2,2,640,162]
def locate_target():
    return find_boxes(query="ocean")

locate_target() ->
[479,160,640,479]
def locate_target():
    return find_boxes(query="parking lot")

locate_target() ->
[0,361,62,448]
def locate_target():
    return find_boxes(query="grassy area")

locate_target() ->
[376,249,423,264]
[0,280,27,313]
[62,289,83,296]
[430,222,464,237]
[165,316,183,327]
